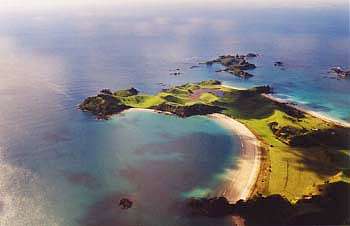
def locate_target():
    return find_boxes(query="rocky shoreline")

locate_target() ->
[185,181,350,226]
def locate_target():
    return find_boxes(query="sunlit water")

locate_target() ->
[0,1,349,225]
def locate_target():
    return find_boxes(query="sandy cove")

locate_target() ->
[208,113,261,202]
[123,108,261,203]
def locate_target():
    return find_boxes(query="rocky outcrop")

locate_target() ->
[151,103,224,117]
[206,54,256,78]
[246,53,258,58]
[79,94,129,119]
[223,68,254,78]
[79,87,140,119]
[274,61,284,67]
[329,67,350,78]
[185,182,350,226]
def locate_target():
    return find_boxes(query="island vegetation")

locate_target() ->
[205,55,256,78]
[80,80,350,225]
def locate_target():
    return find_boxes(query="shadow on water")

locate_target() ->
[62,171,100,190]
[78,132,239,226]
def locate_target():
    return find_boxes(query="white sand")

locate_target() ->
[208,113,261,202]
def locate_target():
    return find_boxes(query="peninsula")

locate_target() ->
[80,80,350,225]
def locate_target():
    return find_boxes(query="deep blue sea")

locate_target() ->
[0,1,349,225]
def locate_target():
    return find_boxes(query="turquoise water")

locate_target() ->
[0,110,237,226]
[0,1,349,225]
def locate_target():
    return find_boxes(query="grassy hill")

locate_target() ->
[80,80,350,201]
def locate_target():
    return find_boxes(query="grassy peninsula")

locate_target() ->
[80,80,350,202]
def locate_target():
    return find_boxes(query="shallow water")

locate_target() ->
[0,110,238,226]
[0,1,349,225]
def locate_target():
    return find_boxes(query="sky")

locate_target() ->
[0,0,348,12]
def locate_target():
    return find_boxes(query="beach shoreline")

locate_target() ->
[261,94,350,128]
[122,108,261,203]
[208,113,261,202]
[222,84,349,128]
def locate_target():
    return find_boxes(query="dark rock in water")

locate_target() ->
[232,69,254,79]
[222,68,252,78]
[119,198,133,209]
[190,65,200,69]
[329,66,350,78]
[205,54,256,72]
[246,53,258,57]
[220,56,237,66]
[170,72,181,76]
[228,60,256,71]
[274,61,284,67]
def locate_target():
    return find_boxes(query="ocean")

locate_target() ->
[0,1,349,225]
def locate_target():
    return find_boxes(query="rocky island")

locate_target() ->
[329,66,350,79]
[205,54,256,78]
[80,80,350,225]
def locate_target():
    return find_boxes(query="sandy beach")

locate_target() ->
[123,108,261,203]
[221,84,248,91]
[208,113,261,202]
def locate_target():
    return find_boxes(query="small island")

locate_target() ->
[329,66,350,79]
[205,55,256,78]
[80,80,350,225]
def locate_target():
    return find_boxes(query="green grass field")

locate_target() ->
[82,80,350,201]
